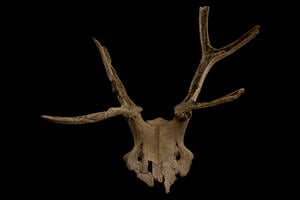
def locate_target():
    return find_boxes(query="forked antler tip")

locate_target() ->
[199,6,260,37]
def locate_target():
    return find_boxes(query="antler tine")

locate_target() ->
[42,38,142,124]
[41,106,133,124]
[175,6,259,118]
[92,38,138,108]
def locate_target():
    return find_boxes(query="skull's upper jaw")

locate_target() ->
[123,141,193,193]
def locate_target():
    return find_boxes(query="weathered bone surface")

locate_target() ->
[124,117,193,193]
[42,6,259,193]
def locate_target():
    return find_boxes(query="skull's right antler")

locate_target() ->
[175,6,260,119]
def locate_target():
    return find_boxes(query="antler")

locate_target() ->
[174,6,260,119]
[42,38,142,124]
[41,7,260,192]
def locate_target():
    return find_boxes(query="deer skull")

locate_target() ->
[42,6,259,193]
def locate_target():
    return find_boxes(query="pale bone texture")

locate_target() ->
[42,6,259,193]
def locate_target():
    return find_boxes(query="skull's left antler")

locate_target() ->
[175,6,259,119]
[42,38,143,124]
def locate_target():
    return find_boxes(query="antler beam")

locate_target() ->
[175,6,259,119]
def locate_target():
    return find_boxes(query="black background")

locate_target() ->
[7,0,295,199]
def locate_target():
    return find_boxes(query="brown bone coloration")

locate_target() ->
[42,6,259,193]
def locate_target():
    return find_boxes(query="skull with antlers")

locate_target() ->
[42,6,259,193]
